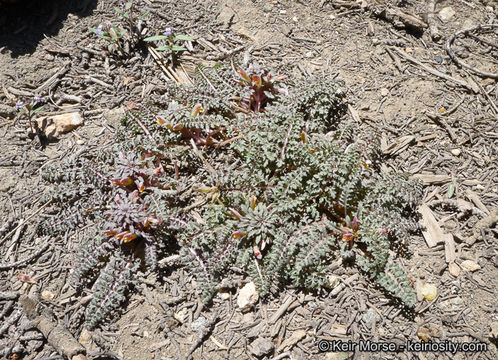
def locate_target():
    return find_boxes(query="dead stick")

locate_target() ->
[427,0,440,41]
[446,24,498,79]
[0,242,50,270]
[190,139,216,175]
[426,113,457,143]
[20,295,87,360]
[0,200,52,246]
[465,70,498,114]
[391,47,473,91]
[467,33,498,49]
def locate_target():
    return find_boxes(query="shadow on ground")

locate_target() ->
[0,0,97,56]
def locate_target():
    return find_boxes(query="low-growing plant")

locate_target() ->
[234,63,287,113]
[41,145,175,329]
[144,27,192,63]
[89,0,148,56]
[15,96,45,139]
[90,23,127,55]
[122,60,422,306]
[40,59,422,330]
[114,0,148,43]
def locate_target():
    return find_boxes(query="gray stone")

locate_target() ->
[250,337,274,357]
[190,316,207,333]
[439,7,456,22]
[362,308,381,330]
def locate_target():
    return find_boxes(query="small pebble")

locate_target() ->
[451,149,461,156]
[218,289,230,300]
[438,7,456,22]
[237,282,259,311]
[460,260,481,272]
[448,262,460,277]
[191,316,207,332]
[292,16,298,22]
[41,290,55,300]
[326,274,339,289]
[421,283,438,301]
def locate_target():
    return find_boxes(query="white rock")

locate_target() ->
[218,289,231,300]
[451,149,461,156]
[35,111,84,137]
[237,282,259,311]
[327,274,340,289]
[380,88,389,97]
[439,7,456,22]
[460,260,481,272]
[41,290,55,300]
[191,316,207,332]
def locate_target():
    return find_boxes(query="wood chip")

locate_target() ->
[418,204,451,248]
[411,174,451,185]
[444,234,456,263]
[382,135,415,155]
[276,329,307,352]
[348,104,361,122]
[466,189,490,215]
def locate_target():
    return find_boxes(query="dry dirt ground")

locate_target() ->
[0,0,497,359]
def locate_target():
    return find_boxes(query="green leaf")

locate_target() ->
[174,34,193,41]
[139,11,149,20]
[155,46,172,52]
[114,7,125,16]
[30,107,44,116]
[144,35,168,42]
[447,180,456,198]
[125,2,132,10]
[171,45,187,52]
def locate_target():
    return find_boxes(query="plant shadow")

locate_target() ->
[0,0,98,57]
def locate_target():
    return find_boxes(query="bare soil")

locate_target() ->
[0,1,497,360]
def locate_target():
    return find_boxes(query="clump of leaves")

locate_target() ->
[15,96,45,139]
[41,145,175,329]
[157,65,422,306]
[235,63,287,113]
[114,0,148,43]
[144,27,192,63]
[41,59,422,331]
[90,23,127,55]
[103,189,162,244]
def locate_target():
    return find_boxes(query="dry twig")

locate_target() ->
[391,47,473,91]
[446,24,498,79]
